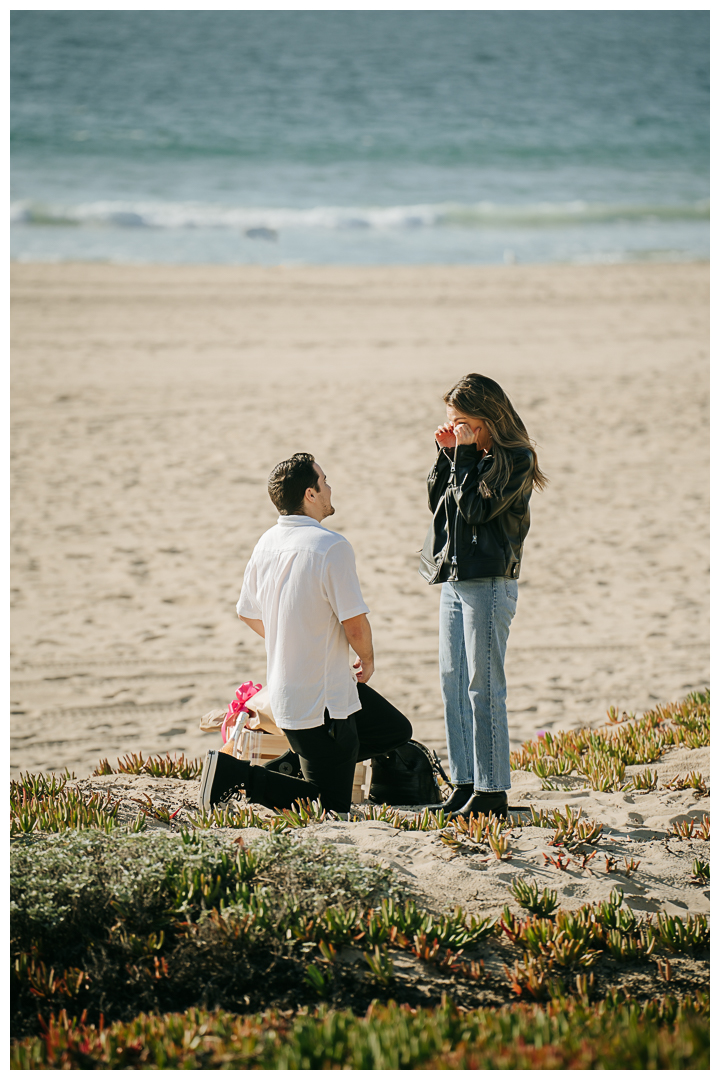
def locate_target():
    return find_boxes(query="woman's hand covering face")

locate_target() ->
[445,406,493,453]
[434,422,457,448]
[453,422,478,445]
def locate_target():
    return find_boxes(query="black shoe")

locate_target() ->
[200,750,251,812]
[264,749,302,778]
[426,783,473,813]
[448,790,508,822]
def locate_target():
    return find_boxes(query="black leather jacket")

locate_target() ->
[419,443,534,584]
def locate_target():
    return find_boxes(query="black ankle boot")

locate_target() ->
[428,783,473,813]
[449,790,508,822]
[264,749,302,778]
[199,750,251,811]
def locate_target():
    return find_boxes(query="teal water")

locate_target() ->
[11,10,709,265]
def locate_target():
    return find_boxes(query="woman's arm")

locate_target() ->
[427,447,453,512]
[449,445,534,525]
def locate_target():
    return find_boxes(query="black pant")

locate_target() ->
[245,683,412,813]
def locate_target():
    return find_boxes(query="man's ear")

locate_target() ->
[305,486,316,502]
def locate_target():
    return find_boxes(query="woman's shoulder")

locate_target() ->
[508,446,534,478]
[509,446,534,464]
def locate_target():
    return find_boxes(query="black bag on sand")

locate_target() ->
[369,740,449,806]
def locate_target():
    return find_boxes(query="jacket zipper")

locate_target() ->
[449,445,460,580]
[440,489,453,581]
[450,516,476,580]
[449,514,459,579]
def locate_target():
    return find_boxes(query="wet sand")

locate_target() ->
[10,261,709,778]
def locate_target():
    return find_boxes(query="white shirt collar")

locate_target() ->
[277,514,327,529]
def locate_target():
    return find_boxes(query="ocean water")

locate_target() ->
[11,10,709,266]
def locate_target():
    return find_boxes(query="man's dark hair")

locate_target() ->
[267,452,319,515]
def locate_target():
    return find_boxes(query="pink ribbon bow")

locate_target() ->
[221,681,262,744]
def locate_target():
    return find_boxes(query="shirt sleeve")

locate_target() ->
[322,539,369,623]
[449,445,534,525]
[236,557,262,619]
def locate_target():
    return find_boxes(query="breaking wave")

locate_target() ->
[10,198,710,232]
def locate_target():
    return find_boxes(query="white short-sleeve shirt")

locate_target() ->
[236,515,369,730]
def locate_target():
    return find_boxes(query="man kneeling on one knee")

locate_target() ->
[200,452,413,815]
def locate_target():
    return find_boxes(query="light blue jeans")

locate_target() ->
[439,577,518,792]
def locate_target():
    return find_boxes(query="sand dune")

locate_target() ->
[71,739,709,924]
[10,262,708,778]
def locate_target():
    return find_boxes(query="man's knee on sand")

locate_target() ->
[286,717,360,787]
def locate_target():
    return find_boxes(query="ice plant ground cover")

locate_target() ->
[510,690,710,791]
[10,692,709,1068]
[11,993,709,1069]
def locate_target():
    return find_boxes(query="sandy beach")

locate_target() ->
[10,261,709,779]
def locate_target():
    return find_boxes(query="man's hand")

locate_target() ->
[238,614,265,639]
[352,655,375,684]
[342,612,374,684]
[434,422,456,449]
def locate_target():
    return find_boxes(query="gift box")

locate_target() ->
[222,728,291,765]
[352,760,373,804]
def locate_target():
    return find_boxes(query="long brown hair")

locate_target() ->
[444,374,548,495]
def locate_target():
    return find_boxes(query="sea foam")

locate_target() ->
[10,198,710,232]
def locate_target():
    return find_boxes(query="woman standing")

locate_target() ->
[420,374,547,820]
